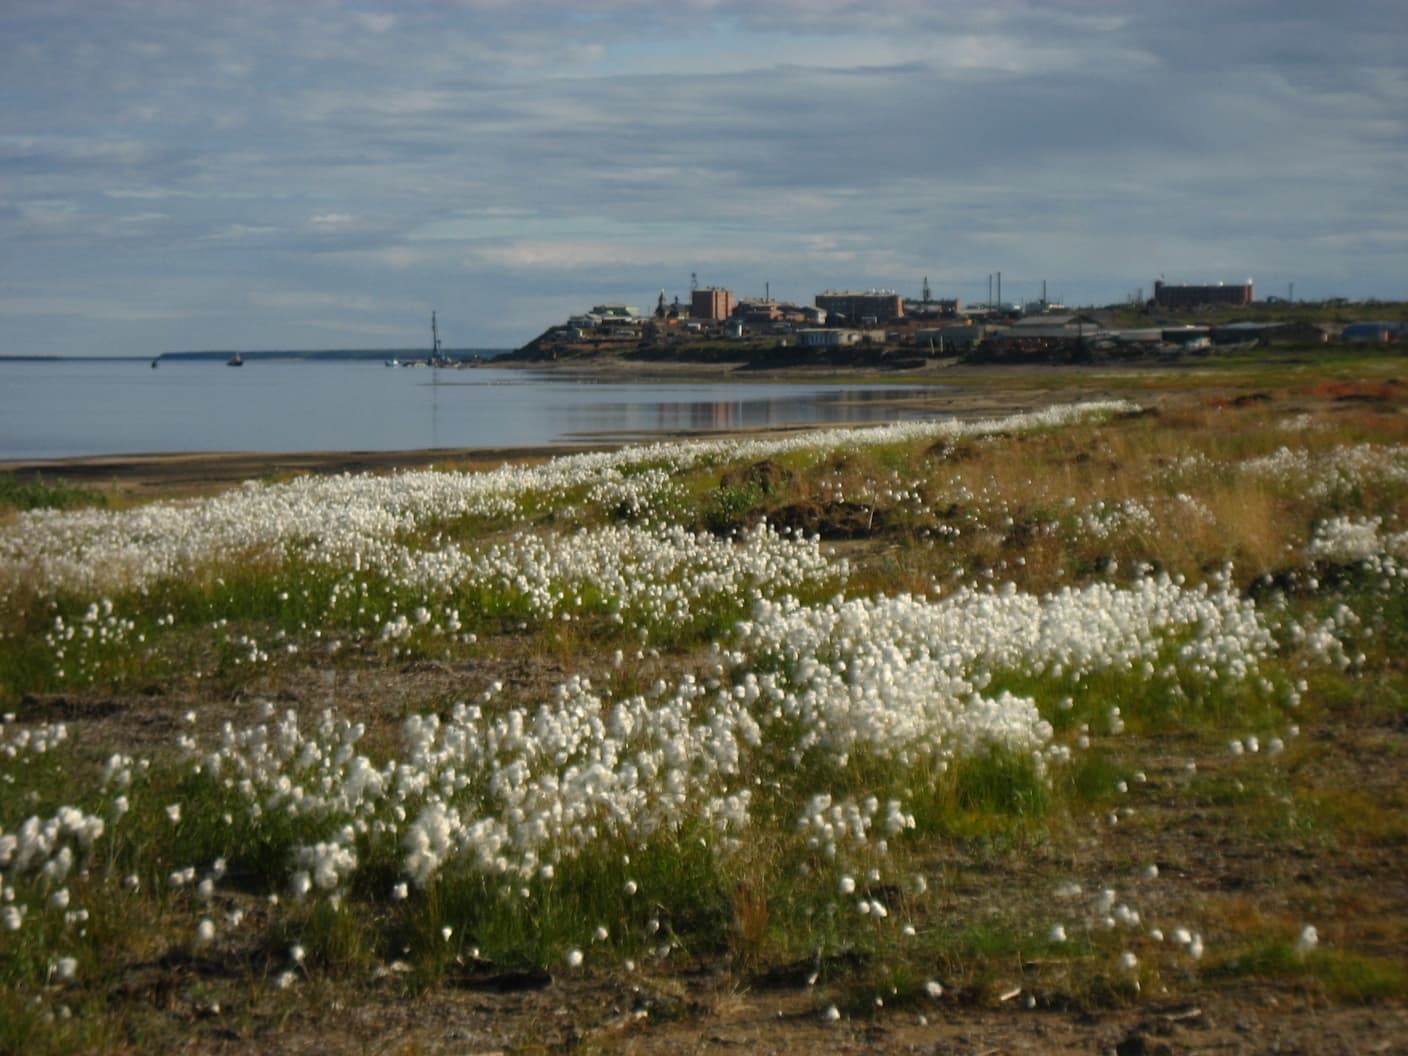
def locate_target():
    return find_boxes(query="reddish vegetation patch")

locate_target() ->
[1301,379,1408,403]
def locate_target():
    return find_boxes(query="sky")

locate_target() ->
[2,1,1405,356]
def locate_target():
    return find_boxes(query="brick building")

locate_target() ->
[691,288,737,321]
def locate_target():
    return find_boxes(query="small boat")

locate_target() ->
[151,358,159,369]
[227,353,243,367]
[385,358,400,367]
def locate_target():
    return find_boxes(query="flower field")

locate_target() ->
[2,383,1407,1053]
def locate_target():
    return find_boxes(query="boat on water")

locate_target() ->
[385,357,400,368]
[227,353,243,367]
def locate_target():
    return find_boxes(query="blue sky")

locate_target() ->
[3,0,1405,356]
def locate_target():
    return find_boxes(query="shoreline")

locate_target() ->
[0,383,1104,501]
[3,354,1307,500]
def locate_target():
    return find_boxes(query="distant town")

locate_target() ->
[14,278,1398,368]
[508,277,1407,368]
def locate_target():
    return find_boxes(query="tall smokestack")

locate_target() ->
[997,271,1001,307]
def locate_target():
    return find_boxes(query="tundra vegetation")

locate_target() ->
[1,367,1406,1053]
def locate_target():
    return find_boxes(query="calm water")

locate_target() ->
[0,360,942,460]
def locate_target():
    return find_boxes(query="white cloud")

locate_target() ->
[308,213,356,229]
[201,224,280,242]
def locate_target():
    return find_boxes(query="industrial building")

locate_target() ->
[1152,280,1254,308]
[815,290,905,324]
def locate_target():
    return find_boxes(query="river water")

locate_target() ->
[0,359,943,460]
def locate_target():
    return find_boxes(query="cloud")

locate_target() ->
[0,0,1403,355]
[246,290,382,312]
[0,295,195,323]
[308,213,357,229]
[353,12,396,34]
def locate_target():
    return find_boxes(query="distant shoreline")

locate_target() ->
[0,349,512,363]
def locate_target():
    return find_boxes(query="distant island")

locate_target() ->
[158,348,510,363]
[0,348,514,365]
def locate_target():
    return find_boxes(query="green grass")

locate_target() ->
[0,472,107,513]
[1209,939,1408,1002]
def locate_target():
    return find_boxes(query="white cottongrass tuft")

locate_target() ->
[1296,925,1319,955]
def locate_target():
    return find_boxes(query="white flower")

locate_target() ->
[1048,924,1067,943]
[566,948,584,968]
[165,803,182,824]
[54,957,78,982]
[196,919,216,946]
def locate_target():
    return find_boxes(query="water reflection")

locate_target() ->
[559,389,930,438]
[0,360,946,459]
